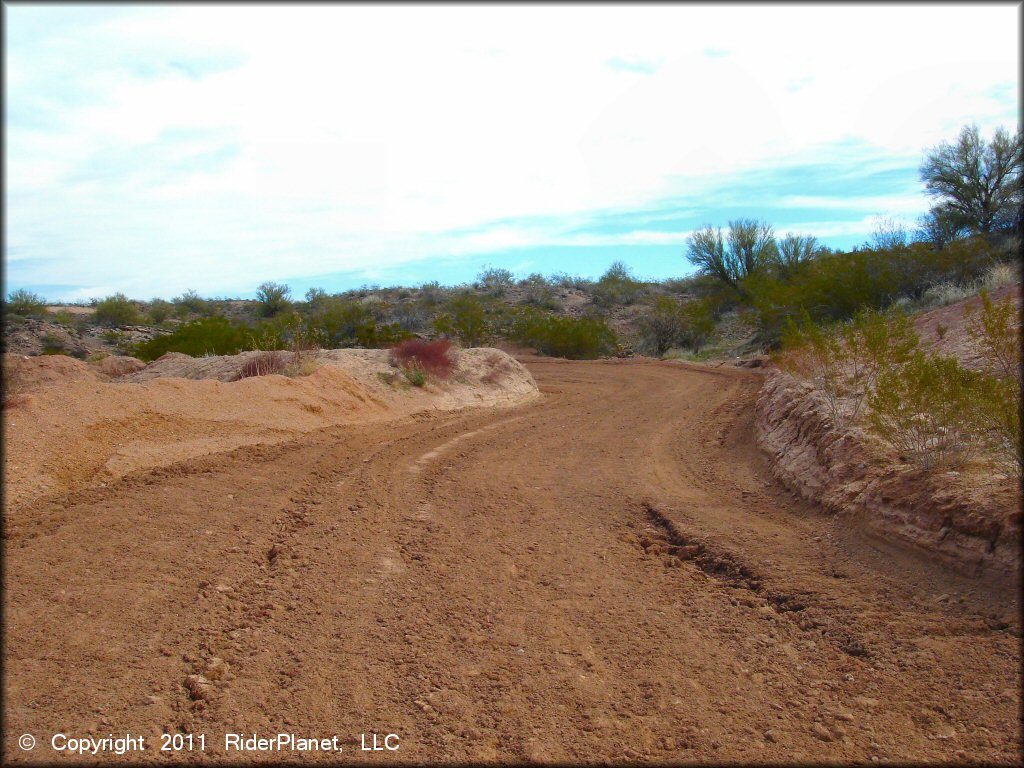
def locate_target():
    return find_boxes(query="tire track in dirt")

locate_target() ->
[3,358,1019,763]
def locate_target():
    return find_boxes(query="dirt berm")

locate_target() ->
[2,347,537,510]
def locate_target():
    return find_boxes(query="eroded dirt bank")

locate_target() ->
[754,285,1022,582]
[3,357,1020,763]
[755,370,1020,580]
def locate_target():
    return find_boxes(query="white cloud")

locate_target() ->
[5,4,1019,297]
[777,194,926,214]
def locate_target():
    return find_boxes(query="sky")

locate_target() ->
[4,4,1020,302]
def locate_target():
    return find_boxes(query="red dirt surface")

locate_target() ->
[3,357,1020,763]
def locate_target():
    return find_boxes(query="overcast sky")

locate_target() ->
[5,4,1020,301]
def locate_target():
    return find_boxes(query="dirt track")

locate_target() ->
[4,357,1021,763]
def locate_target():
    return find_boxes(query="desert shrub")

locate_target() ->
[51,309,76,326]
[592,261,644,308]
[308,297,411,349]
[781,303,1018,471]
[867,352,986,469]
[40,334,67,355]
[255,282,292,317]
[779,308,919,427]
[980,261,1020,293]
[966,288,1021,379]
[250,311,327,357]
[778,317,848,425]
[638,296,688,356]
[550,272,591,291]
[403,366,426,387]
[839,309,920,422]
[389,300,432,333]
[5,289,48,317]
[172,289,213,318]
[965,289,1022,474]
[477,267,515,296]
[304,287,328,309]
[93,293,141,327]
[237,351,289,379]
[391,339,455,379]
[132,317,250,361]
[919,280,974,308]
[746,235,1004,347]
[312,297,376,346]
[679,299,717,353]
[518,273,561,310]
[510,310,616,359]
[417,281,448,307]
[433,293,490,347]
[147,298,173,324]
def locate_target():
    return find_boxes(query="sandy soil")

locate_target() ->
[2,354,1020,764]
[2,348,537,510]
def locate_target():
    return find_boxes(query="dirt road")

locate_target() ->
[4,357,1020,763]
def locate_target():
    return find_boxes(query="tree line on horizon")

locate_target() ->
[4,123,1021,360]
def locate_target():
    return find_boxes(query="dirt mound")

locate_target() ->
[97,354,147,377]
[3,347,537,509]
[2,352,101,392]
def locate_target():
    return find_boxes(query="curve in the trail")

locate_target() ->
[2,358,1019,764]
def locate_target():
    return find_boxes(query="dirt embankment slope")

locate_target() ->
[2,347,537,510]
[756,285,1022,581]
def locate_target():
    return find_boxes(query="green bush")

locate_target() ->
[147,298,173,324]
[433,293,490,347]
[746,235,1003,347]
[779,308,919,427]
[403,366,426,387]
[867,352,985,469]
[780,300,1020,473]
[509,309,616,359]
[679,299,717,353]
[518,273,561,310]
[304,287,328,309]
[965,289,1022,475]
[477,267,515,296]
[256,282,292,317]
[638,295,686,356]
[310,297,411,348]
[592,261,644,308]
[249,311,327,354]
[172,289,213,318]
[4,289,48,317]
[94,293,141,327]
[132,317,250,361]
[40,333,67,355]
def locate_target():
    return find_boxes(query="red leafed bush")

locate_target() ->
[391,339,455,379]
[238,351,288,379]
